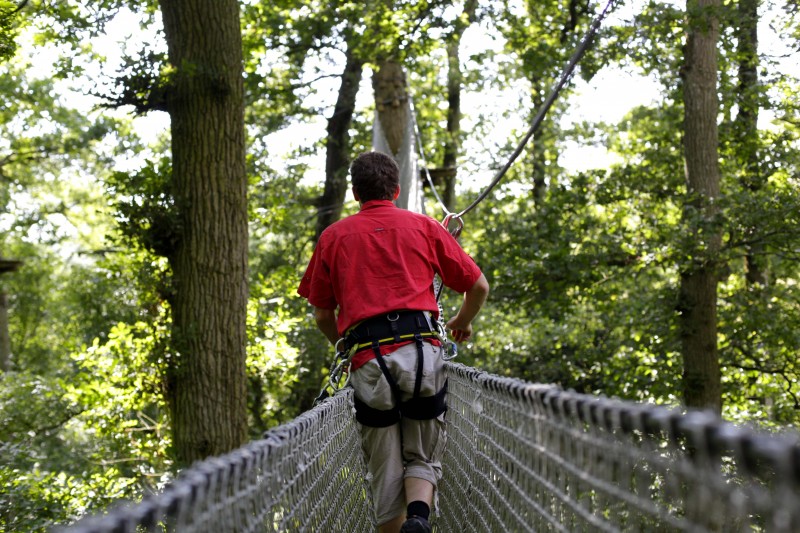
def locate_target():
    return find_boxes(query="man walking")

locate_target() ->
[298,151,489,533]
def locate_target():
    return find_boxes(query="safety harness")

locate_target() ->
[345,310,448,428]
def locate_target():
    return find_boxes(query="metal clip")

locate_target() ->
[441,213,464,239]
[443,341,458,360]
[314,338,354,406]
[335,337,346,353]
[329,359,352,390]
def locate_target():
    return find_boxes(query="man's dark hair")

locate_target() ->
[350,151,400,202]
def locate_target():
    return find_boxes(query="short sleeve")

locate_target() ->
[297,239,338,309]
[430,221,482,293]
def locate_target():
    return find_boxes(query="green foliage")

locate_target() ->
[97,48,171,113]
[246,274,303,434]
[0,14,175,526]
[1,176,172,526]
[4,246,142,374]
[0,318,172,531]
[0,53,147,370]
[1,373,88,532]
[455,6,800,418]
[25,1,158,49]
[1,0,800,526]
[605,1,684,84]
[106,160,180,261]
[248,151,338,425]
[69,319,171,479]
[0,0,22,63]
[460,156,685,403]
[720,279,800,426]
[0,59,119,196]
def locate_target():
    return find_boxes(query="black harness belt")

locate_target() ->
[345,310,438,351]
[346,311,448,427]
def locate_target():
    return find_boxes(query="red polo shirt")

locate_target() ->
[298,200,482,337]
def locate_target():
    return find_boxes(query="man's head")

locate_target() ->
[350,151,400,202]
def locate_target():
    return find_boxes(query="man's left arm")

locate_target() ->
[313,307,339,345]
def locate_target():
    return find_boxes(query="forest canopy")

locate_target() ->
[1,0,799,530]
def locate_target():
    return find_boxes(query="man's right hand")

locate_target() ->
[445,273,489,343]
[445,317,473,343]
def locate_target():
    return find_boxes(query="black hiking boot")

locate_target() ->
[400,515,432,533]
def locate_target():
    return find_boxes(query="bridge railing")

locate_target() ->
[439,363,800,532]
[61,362,800,532]
[59,389,374,533]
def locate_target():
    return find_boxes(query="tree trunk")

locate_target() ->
[314,44,363,241]
[248,373,267,435]
[529,83,547,208]
[679,0,722,413]
[159,0,249,464]
[441,0,476,212]
[734,0,766,287]
[373,60,422,212]
[0,292,9,372]
[373,60,408,157]
[442,40,461,212]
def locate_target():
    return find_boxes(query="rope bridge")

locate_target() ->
[61,363,800,532]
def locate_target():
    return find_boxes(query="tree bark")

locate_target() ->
[679,0,722,413]
[373,60,408,157]
[529,83,547,208]
[373,60,422,211]
[158,0,249,464]
[314,44,363,241]
[735,0,766,287]
[441,0,477,212]
[0,292,10,372]
[442,40,461,212]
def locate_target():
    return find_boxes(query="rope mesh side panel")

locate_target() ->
[59,389,374,533]
[59,364,800,532]
[437,362,800,533]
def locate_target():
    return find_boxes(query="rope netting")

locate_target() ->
[60,390,374,533]
[438,363,800,532]
[61,363,800,532]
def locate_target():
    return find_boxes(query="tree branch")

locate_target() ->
[90,80,171,115]
[8,0,29,15]
[14,406,86,436]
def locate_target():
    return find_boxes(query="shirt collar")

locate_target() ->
[359,200,396,211]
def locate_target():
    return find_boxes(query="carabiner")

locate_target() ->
[443,341,458,361]
[335,337,346,353]
[441,213,464,239]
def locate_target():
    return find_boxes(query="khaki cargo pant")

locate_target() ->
[350,341,447,526]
